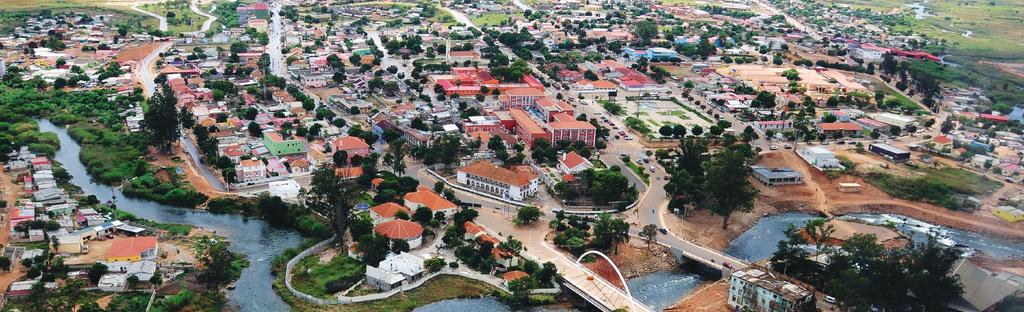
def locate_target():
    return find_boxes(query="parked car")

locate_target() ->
[658,228,668,234]
[825,296,836,304]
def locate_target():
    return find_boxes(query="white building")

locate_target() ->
[728,268,815,312]
[557,151,593,174]
[797,146,845,171]
[870,112,916,129]
[98,273,128,291]
[236,159,266,183]
[456,160,540,201]
[365,252,426,291]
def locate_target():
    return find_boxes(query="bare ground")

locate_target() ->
[666,279,730,312]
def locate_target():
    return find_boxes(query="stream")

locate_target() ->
[37,119,302,312]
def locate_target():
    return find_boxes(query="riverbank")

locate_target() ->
[275,273,503,312]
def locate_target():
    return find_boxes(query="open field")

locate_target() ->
[139,1,204,34]
[0,0,140,10]
[471,12,510,27]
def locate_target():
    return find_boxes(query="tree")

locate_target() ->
[907,238,963,311]
[804,218,834,253]
[306,167,363,248]
[0,257,10,271]
[144,86,182,153]
[413,206,433,225]
[515,206,543,225]
[385,139,408,176]
[591,213,630,254]
[640,224,658,249]
[197,240,235,289]
[88,262,108,284]
[672,124,687,138]
[659,125,673,137]
[424,257,445,272]
[149,273,163,286]
[690,125,704,136]
[349,213,374,239]
[634,20,659,44]
[127,275,140,289]
[391,239,410,253]
[358,234,391,266]
[702,145,758,229]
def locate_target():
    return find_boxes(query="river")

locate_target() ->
[37,119,302,312]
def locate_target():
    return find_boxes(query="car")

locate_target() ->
[658,228,668,234]
[619,153,628,157]
[649,166,656,173]
[825,296,837,304]
[625,136,634,140]
[837,140,845,144]
[784,144,793,149]
[723,262,732,269]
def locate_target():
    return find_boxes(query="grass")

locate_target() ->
[599,100,625,116]
[658,110,690,119]
[471,13,509,27]
[291,254,366,299]
[864,166,1001,210]
[920,167,1002,195]
[140,1,205,34]
[276,274,503,312]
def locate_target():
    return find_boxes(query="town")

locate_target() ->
[0,0,1020,311]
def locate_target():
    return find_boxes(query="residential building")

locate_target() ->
[457,160,540,201]
[264,132,308,156]
[623,47,679,61]
[751,166,804,186]
[373,219,424,249]
[268,179,301,199]
[370,202,412,225]
[106,236,158,262]
[236,159,267,183]
[236,3,269,21]
[992,206,1024,223]
[817,122,863,137]
[951,258,1024,311]
[403,186,458,217]
[365,252,426,291]
[331,136,371,159]
[557,151,593,174]
[728,268,815,312]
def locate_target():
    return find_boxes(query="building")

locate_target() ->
[236,3,269,21]
[623,47,679,61]
[797,146,845,171]
[106,236,158,262]
[717,65,868,100]
[457,161,540,201]
[370,202,412,225]
[430,67,544,96]
[817,122,863,137]
[499,87,547,110]
[868,143,910,162]
[557,151,593,174]
[365,252,425,291]
[751,166,804,186]
[570,80,618,99]
[838,183,861,193]
[728,268,815,312]
[236,159,267,183]
[951,258,1024,311]
[373,219,424,249]
[403,186,458,217]
[331,136,371,159]
[870,112,916,129]
[264,132,308,156]
[268,179,301,199]
[300,73,329,88]
[850,43,889,62]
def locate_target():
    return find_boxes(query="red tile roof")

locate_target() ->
[559,151,589,169]
[404,186,457,212]
[373,219,423,240]
[504,87,546,97]
[503,270,529,281]
[459,160,537,187]
[370,203,411,218]
[464,221,486,235]
[332,136,370,151]
[818,122,862,131]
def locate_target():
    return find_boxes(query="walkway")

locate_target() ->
[131,3,167,32]
[474,209,651,312]
[184,0,218,36]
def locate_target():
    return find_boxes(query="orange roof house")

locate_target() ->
[373,219,424,249]
[107,236,159,262]
[369,202,412,224]
[502,270,529,282]
[403,186,457,215]
[558,151,593,174]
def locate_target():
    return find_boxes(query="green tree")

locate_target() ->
[88,262,108,284]
[591,213,630,254]
[413,206,433,225]
[640,224,658,249]
[144,86,182,153]
[702,145,758,229]
[358,234,391,266]
[197,240,236,289]
[306,167,363,248]
[634,20,659,44]
[515,206,543,225]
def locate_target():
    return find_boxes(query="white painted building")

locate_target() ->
[728,268,815,312]
[456,161,540,201]
[365,252,426,291]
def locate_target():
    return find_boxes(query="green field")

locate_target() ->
[139,1,205,34]
[472,13,510,27]
[291,254,366,299]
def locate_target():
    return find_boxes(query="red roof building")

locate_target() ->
[373,219,423,248]
[403,186,458,216]
[369,202,412,224]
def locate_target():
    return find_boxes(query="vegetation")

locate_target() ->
[865,167,1001,210]
[291,254,365,298]
[771,220,963,312]
[280,275,503,312]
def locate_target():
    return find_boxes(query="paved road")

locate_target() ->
[180,133,227,191]
[184,1,218,36]
[510,0,534,12]
[267,1,288,76]
[138,42,172,98]
[131,3,168,32]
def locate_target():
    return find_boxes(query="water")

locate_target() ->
[724,212,819,261]
[625,270,703,311]
[37,119,303,312]
[415,270,703,312]
[839,213,1024,259]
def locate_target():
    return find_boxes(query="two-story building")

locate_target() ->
[456,161,540,201]
[728,268,815,312]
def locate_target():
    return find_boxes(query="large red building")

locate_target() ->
[430,67,544,96]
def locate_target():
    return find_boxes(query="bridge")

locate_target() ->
[556,251,653,312]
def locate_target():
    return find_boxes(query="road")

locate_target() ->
[267,1,288,76]
[137,42,172,98]
[184,1,218,36]
[749,0,823,41]
[510,0,534,12]
[180,133,227,191]
[131,3,168,32]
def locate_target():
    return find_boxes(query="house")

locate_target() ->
[30,157,52,171]
[751,166,804,186]
[951,258,1024,311]
[463,221,488,240]
[370,202,412,225]
[373,219,424,249]
[236,159,267,183]
[264,132,307,156]
[570,80,618,99]
[623,47,679,61]
[97,273,128,291]
[331,136,371,159]
[817,122,863,137]
[456,161,540,201]
[868,143,910,162]
[106,236,158,262]
[728,268,815,312]
[502,270,529,286]
[403,186,458,217]
[557,151,593,174]
[365,252,425,291]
